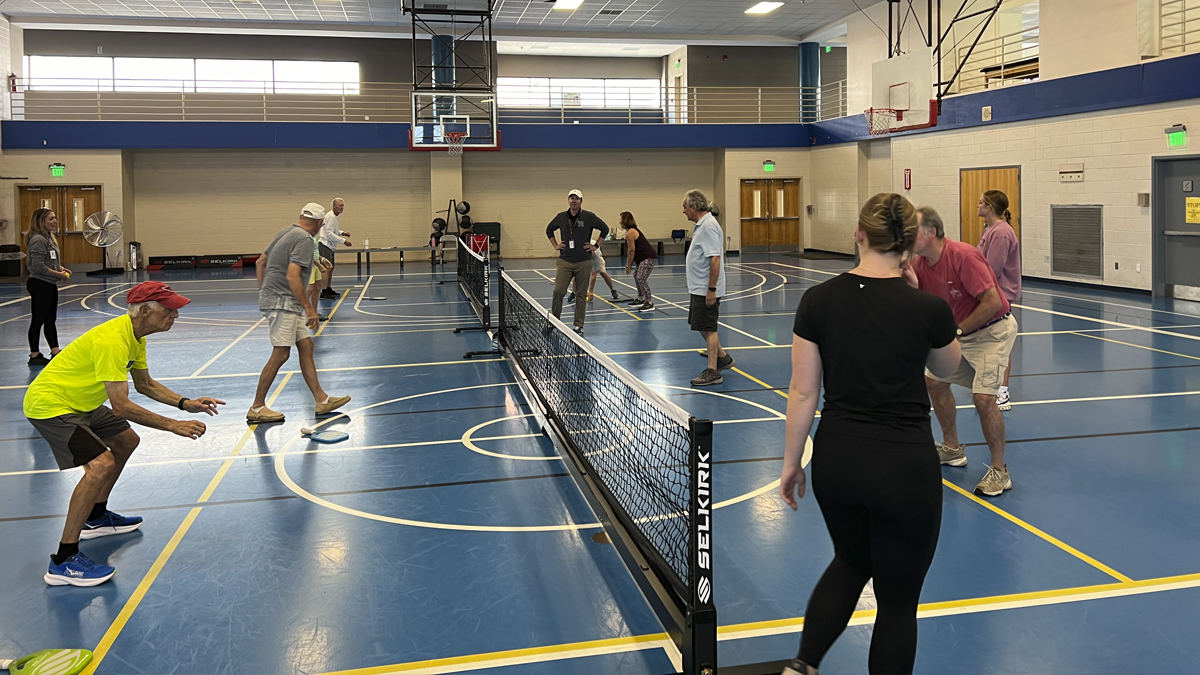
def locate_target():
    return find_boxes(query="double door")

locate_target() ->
[740,178,801,251]
[18,186,105,265]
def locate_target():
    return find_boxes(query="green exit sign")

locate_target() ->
[1166,125,1188,148]
[49,163,65,177]
[763,160,776,173]
[825,46,832,53]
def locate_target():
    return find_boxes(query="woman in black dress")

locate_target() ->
[780,193,961,675]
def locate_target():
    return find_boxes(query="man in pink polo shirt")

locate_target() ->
[902,207,1018,497]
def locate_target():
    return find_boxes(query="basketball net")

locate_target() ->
[446,132,467,157]
[865,108,899,136]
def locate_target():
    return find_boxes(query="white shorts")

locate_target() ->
[592,248,606,274]
[264,310,311,347]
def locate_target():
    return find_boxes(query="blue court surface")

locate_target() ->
[1,254,1198,674]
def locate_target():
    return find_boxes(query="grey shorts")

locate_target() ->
[264,309,312,347]
[28,406,131,470]
[319,243,335,266]
[926,314,1018,396]
[688,294,721,332]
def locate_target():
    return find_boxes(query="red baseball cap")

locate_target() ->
[126,281,191,310]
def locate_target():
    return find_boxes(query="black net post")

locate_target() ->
[685,417,717,675]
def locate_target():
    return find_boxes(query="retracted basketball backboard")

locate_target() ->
[409,90,500,151]
[870,47,938,134]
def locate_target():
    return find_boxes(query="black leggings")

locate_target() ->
[797,427,943,675]
[27,278,59,354]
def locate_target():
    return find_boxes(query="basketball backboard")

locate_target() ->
[871,47,937,133]
[409,90,500,151]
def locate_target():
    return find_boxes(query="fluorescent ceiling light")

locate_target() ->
[555,0,584,9]
[745,2,784,14]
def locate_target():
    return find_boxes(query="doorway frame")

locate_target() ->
[1151,153,1200,298]
[738,176,803,253]
[958,164,1022,245]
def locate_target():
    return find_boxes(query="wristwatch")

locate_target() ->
[708,287,717,292]
[956,327,964,336]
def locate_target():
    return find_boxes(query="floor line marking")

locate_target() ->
[1069,331,1200,362]
[730,366,789,399]
[1013,303,1200,344]
[0,287,77,308]
[1021,288,1200,321]
[314,571,1200,675]
[940,480,1133,583]
[82,374,292,674]
[189,318,265,378]
[532,268,643,321]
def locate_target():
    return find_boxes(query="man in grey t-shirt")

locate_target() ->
[683,189,732,387]
[247,203,350,423]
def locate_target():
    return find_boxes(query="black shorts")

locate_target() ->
[318,243,335,266]
[688,294,720,332]
[28,406,131,470]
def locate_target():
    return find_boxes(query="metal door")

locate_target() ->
[1153,156,1200,296]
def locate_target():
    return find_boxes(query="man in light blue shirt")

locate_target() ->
[683,189,732,386]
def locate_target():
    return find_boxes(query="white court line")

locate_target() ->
[1013,303,1200,344]
[189,318,265,378]
[1022,288,1200,321]
[0,284,79,308]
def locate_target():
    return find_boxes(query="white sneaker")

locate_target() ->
[997,389,1012,411]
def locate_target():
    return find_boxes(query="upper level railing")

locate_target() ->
[955,26,1040,94]
[8,78,851,125]
[1162,0,1200,56]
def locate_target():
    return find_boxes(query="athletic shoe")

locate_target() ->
[45,553,115,587]
[997,389,1012,411]
[637,302,655,312]
[566,292,575,304]
[28,354,50,366]
[315,394,352,416]
[716,354,736,370]
[691,368,723,387]
[320,289,337,299]
[247,406,285,423]
[317,314,330,322]
[627,298,644,305]
[79,511,143,540]
[781,659,817,675]
[611,290,619,300]
[975,464,1012,497]
[573,326,584,335]
[937,442,968,467]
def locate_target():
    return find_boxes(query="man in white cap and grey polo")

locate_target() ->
[248,203,350,423]
[545,189,609,334]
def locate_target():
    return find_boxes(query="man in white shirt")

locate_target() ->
[683,189,732,387]
[318,198,351,299]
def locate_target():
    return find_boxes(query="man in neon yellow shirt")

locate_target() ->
[24,281,226,587]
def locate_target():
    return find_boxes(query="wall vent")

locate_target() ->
[1051,205,1104,278]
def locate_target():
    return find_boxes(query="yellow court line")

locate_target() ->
[1070,331,1200,362]
[315,570,1200,675]
[532,268,643,321]
[321,634,674,675]
[731,366,789,400]
[941,480,1133,583]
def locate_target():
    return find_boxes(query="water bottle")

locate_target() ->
[363,237,370,249]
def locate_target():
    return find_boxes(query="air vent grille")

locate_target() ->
[1051,205,1103,278]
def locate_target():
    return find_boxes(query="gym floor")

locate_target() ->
[1,252,1198,675]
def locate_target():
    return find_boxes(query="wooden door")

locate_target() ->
[18,185,104,266]
[767,178,802,250]
[960,167,1021,246]
[741,180,770,248]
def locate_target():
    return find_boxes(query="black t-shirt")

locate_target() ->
[793,273,957,443]
[546,209,609,263]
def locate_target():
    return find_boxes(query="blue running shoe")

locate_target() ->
[45,553,115,587]
[79,511,143,540]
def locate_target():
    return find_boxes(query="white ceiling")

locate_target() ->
[4,0,870,40]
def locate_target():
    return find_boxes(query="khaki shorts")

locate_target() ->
[264,310,311,347]
[592,248,607,275]
[926,314,1017,396]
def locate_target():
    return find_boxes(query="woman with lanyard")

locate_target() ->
[780,194,961,675]
[619,211,658,312]
[25,208,71,367]
[976,189,1021,411]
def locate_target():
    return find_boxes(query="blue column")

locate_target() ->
[800,42,820,123]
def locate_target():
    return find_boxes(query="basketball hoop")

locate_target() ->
[866,108,899,136]
[446,132,467,156]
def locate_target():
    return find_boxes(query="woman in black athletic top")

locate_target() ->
[780,193,962,675]
[620,211,658,312]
